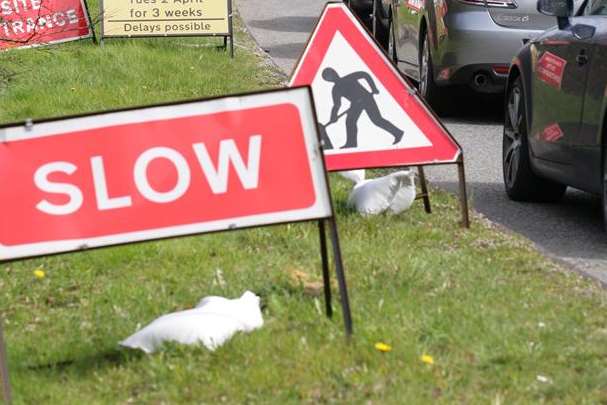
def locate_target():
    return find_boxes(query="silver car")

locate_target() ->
[348,0,570,109]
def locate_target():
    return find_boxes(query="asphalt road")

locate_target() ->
[238,0,607,285]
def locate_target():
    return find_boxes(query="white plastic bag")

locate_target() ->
[120,291,263,353]
[338,169,365,184]
[347,170,416,215]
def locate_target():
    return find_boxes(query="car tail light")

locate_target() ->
[457,0,517,8]
[492,65,510,75]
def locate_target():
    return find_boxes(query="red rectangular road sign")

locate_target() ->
[0,0,92,50]
[0,87,332,260]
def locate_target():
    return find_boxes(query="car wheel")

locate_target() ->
[502,76,566,202]
[602,151,607,231]
[419,32,443,112]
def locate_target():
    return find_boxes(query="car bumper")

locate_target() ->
[433,8,545,92]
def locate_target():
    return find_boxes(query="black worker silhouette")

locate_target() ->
[321,67,404,149]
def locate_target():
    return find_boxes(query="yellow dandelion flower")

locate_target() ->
[33,268,45,279]
[420,354,434,365]
[375,342,392,352]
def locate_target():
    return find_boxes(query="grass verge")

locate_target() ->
[1,3,607,404]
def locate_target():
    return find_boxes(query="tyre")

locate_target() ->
[502,76,566,202]
[419,31,444,113]
[602,150,607,231]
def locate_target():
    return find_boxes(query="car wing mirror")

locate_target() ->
[537,0,574,29]
[572,23,595,39]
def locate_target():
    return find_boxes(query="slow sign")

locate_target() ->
[0,87,332,260]
[0,88,353,402]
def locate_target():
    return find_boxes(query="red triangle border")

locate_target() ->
[290,3,462,171]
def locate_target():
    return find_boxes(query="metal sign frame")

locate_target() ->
[290,1,470,227]
[0,86,353,404]
[99,0,234,57]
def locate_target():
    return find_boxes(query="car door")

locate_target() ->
[575,15,607,192]
[394,0,424,79]
[528,19,595,166]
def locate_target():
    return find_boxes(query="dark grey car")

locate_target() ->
[503,0,607,226]
[347,0,564,109]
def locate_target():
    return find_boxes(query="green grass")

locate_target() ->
[1,3,607,404]
[0,0,284,123]
[3,185,607,404]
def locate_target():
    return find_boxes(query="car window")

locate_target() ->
[586,0,607,15]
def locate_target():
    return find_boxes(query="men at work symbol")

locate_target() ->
[319,67,404,149]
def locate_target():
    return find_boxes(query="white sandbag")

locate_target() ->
[338,169,365,184]
[120,291,263,353]
[387,172,417,214]
[347,170,416,215]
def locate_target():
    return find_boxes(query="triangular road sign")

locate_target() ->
[290,2,461,171]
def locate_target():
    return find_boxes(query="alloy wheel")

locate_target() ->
[503,85,523,189]
[502,77,566,201]
[420,38,430,97]
[603,155,607,231]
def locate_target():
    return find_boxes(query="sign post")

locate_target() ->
[290,2,469,227]
[417,166,432,214]
[82,0,97,44]
[0,86,353,398]
[99,0,234,57]
[327,215,353,336]
[318,221,333,318]
[0,316,11,405]
[457,158,471,228]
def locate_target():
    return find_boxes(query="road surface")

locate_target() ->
[238,0,607,285]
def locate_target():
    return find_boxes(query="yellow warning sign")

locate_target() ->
[101,0,230,37]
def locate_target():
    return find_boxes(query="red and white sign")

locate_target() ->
[536,51,567,90]
[290,3,460,171]
[0,87,332,260]
[539,122,564,143]
[0,0,92,50]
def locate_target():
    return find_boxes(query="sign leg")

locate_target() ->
[457,159,470,228]
[227,0,235,58]
[318,220,333,318]
[82,0,97,44]
[327,217,353,337]
[0,316,12,405]
[98,0,105,48]
[417,165,432,214]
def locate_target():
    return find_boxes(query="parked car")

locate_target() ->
[503,0,607,226]
[347,0,562,109]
